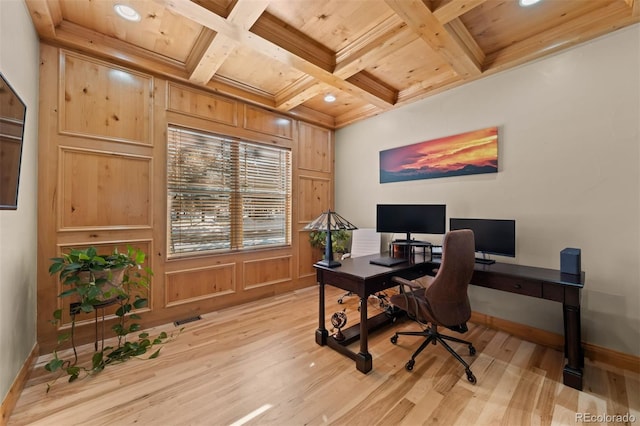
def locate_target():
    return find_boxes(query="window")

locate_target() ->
[167,126,291,257]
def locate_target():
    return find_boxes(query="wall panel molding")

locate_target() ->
[297,175,330,224]
[58,50,153,146]
[243,255,292,290]
[167,82,238,126]
[298,122,332,173]
[243,104,293,140]
[57,146,152,231]
[165,263,236,307]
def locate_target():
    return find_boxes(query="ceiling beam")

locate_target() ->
[346,71,398,105]
[186,29,219,83]
[186,33,237,84]
[156,0,396,109]
[250,12,335,72]
[276,16,411,112]
[445,18,485,69]
[274,76,328,111]
[432,0,489,24]
[334,17,418,79]
[24,0,62,38]
[186,0,269,85]
[385,0,483,79]
[276,16,410,112]
[626,0,640,17]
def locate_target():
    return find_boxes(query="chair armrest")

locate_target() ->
[392,276,424,290]
[391,276,428,324]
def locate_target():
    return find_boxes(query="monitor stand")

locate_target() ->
[393,233,431,246]
[475,253,495,265]
[391,234,432,258]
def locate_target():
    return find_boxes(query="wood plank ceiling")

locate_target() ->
[25,0,640,129]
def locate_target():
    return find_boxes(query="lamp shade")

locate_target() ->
[303,210,357,232]
[304,210,357,268]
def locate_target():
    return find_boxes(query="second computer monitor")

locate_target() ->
[449,218,516,259]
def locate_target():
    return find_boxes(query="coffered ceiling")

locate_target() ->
[25,0,639,129]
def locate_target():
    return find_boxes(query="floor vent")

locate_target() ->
[174,315,202,326]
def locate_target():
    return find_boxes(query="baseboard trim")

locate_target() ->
[1,342,39,425]
[470,311,639,373]
[583,342,640,373]
[470,312,565,350]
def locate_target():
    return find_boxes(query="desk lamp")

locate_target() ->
[304,210,357,268]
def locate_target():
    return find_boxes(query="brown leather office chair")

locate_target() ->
[390,229,477,384]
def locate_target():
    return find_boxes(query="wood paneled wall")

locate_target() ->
[37,45,334,353]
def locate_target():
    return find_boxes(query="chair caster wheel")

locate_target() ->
[469,345,476,356]
[390,334,398,344]
[466,370,477,384]
[337,299,344,304]
[405,360,415,371]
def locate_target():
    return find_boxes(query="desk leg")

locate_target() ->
[316,281,328,346]
[356,296,373,373]
[563,300,583,390]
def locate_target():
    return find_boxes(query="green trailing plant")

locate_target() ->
[45,246,178,391]
[309,230,351,257]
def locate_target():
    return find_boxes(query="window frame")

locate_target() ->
[166,125,292,259]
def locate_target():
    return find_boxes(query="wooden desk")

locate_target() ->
[314,253,432,374]
[314,254,586,390]
[468,261,585,390]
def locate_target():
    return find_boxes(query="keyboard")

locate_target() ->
[369,256,408,267]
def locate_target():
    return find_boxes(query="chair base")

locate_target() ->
[391,325,477,384]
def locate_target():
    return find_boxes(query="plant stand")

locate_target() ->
[70,296,120,352]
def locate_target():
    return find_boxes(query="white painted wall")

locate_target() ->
[336,25,640,356]
[0,0,39,402]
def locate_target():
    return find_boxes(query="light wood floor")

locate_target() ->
[9,286,639,426]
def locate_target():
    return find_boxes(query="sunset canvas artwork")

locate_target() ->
[379,127,498,183]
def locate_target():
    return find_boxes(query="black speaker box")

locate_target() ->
[560,248,581,275]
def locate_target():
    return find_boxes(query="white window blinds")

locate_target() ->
[167,126,291,256]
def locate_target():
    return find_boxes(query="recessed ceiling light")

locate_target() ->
[324,94,336,103]
[114,4,141,22]
[519,0,542,6]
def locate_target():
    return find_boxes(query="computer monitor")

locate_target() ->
[376,204,446,242]
[449,218,515,264]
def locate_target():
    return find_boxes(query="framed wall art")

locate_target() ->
[0,72,27,209]
[379,126,498,183]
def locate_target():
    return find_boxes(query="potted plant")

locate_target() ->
[45,246,176,390]
[49,246,143,310]
[309,230,351,260]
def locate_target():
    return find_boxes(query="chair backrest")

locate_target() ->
[425,229,475,327]
[348,228,381,258]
